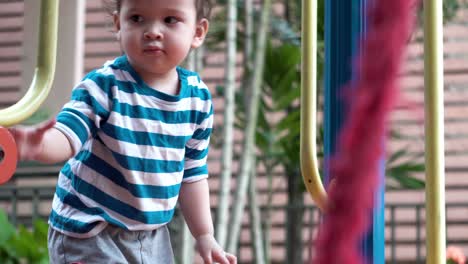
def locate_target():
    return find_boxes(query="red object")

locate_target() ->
[313,1,417,263]
[0,127,17,185]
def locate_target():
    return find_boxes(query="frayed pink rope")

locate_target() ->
[313,1,418,263]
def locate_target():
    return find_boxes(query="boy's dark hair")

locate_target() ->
[103,0,213,20]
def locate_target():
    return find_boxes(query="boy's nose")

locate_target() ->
[144,26,163,40]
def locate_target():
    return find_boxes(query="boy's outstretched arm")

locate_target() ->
[8,119,73,164]
[179,179,237,264]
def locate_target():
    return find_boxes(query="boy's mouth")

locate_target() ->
[144,46,164,55]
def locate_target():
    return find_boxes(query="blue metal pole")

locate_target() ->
[324,0,385,263]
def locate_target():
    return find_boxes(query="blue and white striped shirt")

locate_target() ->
[50,55,213,238]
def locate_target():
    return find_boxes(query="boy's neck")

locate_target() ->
[142,68,181,96]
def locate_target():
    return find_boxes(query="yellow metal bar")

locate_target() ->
[423,0,446,263]
[0,0,59,127]
[300,0,327,211]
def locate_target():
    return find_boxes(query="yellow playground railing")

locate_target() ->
[0,0,59,184]
[0,0,59,127]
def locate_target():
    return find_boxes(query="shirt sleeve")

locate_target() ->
[183,100,213,183]
[54,74,112,156]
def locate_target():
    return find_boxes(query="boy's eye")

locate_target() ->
[164,16,179,24]
[129,15,143,23]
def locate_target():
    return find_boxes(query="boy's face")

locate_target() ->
[114,0,208,79]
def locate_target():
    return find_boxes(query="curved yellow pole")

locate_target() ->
[300,0,327,211]
[0,0,59,127]
[423,0,446,263]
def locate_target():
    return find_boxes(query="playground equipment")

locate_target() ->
[423,0,446,263]
[0,0,59,184]
[300,0,445,263]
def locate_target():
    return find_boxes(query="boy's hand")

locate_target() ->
[8,119,56,161]
[195,234,237,264]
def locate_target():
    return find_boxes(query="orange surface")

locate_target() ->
[0,127,17,185]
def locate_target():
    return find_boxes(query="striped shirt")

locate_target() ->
[49,55,213,238]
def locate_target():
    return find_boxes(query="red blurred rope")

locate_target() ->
[313,1,418,263]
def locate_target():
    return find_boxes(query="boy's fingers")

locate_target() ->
[36,119,56,133]
[201,252,213,264]
[211,250,229,264]
[7,126,27,143]
[226,253,237,264]
[7,127,19,138]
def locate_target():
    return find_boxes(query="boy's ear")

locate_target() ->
[113,11,121,39]
[191,19,209,49]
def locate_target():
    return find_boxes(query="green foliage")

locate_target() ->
[386,148,425,190]
[0,209,49,264]
[442,0,467,23]
[417,0,468,25]
[261,42,426,190]
[258,42,304,171]
[206,0,322,49]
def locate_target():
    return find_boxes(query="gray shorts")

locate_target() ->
[48,225,174,264]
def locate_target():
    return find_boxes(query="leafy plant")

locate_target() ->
[416,0,468,25]
[0,209,49,264]
[220,40,426,190]
[385,144,425,190]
